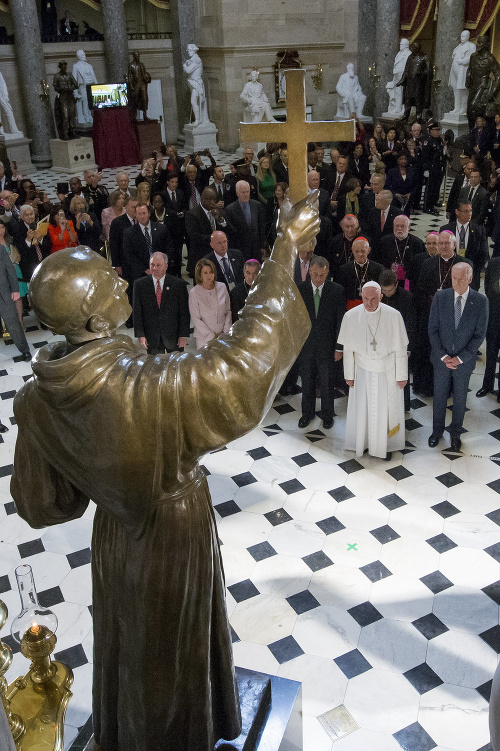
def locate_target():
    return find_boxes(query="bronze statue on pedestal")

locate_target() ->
[10,195,319,750]
[396,41,430,122]
[466,35,500,125]
[53,61,78,140]
[127,51,152,121]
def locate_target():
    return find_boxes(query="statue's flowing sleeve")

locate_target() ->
[173,258,311,459]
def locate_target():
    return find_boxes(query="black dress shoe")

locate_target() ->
[0,422,8,433]
[476,387,490,398]
[322,417,334,430]
[20,353,31,362]
[428,434,441,448]
[384,452,392,461]
[298,416,313,429]
[450,436,462,452]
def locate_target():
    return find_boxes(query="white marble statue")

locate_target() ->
[240,70,277,123]
[447,30,476,116]
[0,71,22,138]
[183,44,209,126]
[383,39,411,118]
[72,50,97,125]
[336,63,366,119]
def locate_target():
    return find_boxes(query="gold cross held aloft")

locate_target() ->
[239,69,356,204]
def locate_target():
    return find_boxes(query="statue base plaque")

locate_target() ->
[333,114,372,124]
[183,121,220,156]
[441,113,470,139]
[0,135,34,174]
[50,137,98,174]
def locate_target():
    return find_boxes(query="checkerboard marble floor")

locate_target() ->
[0,158,499,751]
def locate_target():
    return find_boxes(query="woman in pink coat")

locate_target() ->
[189,258,231,349]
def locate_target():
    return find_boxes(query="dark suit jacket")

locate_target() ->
[383,286,417,351]
[362,206,402,248]
[122,221,174,286]
[485,256,500,323]
[417,254,474,314]
[10,220,50,281]
[204,249,244,291]
[446,171,467,214]
[298,278,345,360]
[109,212,136,268]
[163,188,187,243]
[457,185,490,226]
[70,211,102,254]
[224,199,266,262]
[376,233,426,291]
[185,204,226,269]
[315,188,333,222]
[439,221,489,290]
[338,259,384,302]
[225,175,259,204]
[428,287,488,370]
[133,273,190,352]
[329,232,366,278]
[324,168,352,198]
[467,126,490,157]
[274,160,289,185]
[178,168,211,200]
[348,155,370,188]
[385,166,417,198]
[210,181,233,207]
[229,281,250,322]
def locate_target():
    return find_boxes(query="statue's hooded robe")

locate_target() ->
[11,258,310,751]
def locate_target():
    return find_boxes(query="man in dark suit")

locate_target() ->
[163,173,187,276]
[297,256,345,430]
[330,215,364,279]
[184,187,228,276]
[428,262,488,451]
[274,148,290,185]
[359,172,386,227]
[108,197,138,276]
[440,200,489,290]
[181,163,211,211]
[204,230,244,292]
[445,157,473,218]
[210,166,232,207]
[230,259,260,322]
[380,268,416,411]
[133,252,190,356]
[348,143,370,188]
[338,237,383,308]
[361,190,402,254]
[225,180,267,262]
[11,204,50,283]
[233,147,258,177]
[122,203,174,290]
[0,162,15,193]
[0,239,31,363]
[467,116,490,157]
[324,154,351,231]
[376,214,426,292]
[457,168,490,226]
[225,164,259,204]
[307,171,333,222]
[477,256,500,401]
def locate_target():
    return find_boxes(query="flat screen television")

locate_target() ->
[87,83,128,109]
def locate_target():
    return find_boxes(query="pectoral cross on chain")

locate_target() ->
[239,70,356,203]
[371,337,377,351]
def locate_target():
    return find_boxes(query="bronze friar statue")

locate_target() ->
[127,50,152,120]
[53,60,78,140]
[396,41,430,122]
[466,35,500,126]
[10,196,319,751]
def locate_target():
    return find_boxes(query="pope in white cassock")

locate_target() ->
[337,281,408,459]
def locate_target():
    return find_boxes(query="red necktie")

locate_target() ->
[301,260,308,281]
[156,279,162,307]
[381,210,385,232]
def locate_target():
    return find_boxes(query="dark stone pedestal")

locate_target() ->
[75,667,302,751]
[135,120,163,161]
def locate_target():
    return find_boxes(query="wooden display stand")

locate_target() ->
[135,120,163,160]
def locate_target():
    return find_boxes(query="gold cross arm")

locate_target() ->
[239,68,356,204]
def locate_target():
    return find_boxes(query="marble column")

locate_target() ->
[9,0,52,168]
[169,0,196,136]
[101,0,129,82]
[374,0,400,117]
[357,0,377,117]
[434,0,466,117]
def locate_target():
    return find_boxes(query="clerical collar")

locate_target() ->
[354,260,368,268]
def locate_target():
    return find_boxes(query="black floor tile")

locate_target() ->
[412,613,449,640]
[214,500,241,518]
[370,525,401,544]
[378,493,407,510]
[274,403,295,415]
[17,538,44,558]
[386,465,413,481]
[426,533,457,553]
[360,560,392,583]
[485,542,500,563]
[286,590,320,615]
[435,472,463,488]
[486,508,500,526]
[337,459,364,474]
[487,478,500,495]
[54,643,89,669]
[4,501,16,515]
[227,579,260,603]
[38,586,65,607]
[267,635,304,664]
[403,663,443,694]
[246,446,271,461]
[0,390,16,400]
[476,679,492,702]
[316,515,345,535]
[482,580,500,605]
[405,418,423,431]
[0,574,11,593]
[334,648,372,679]
[230,626,240,644]
[247,541,277,562]
[0,464,13,477]
[328,486,355,502]
[291,453,317,467]
[302,550,333,572]
[278,479,305,495]
[231,471,257,488]
[431,500,460,519]
[347,601,383,627]
[264,508,293,526]
[66,548,92,569]
[479,625,500,653]
[393,721,438,750]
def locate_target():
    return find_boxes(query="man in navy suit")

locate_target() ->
[133,252,190,355]
[122,203,174,290]
[428,262,488,451]
[225,180,267,262]
[361,190,402,255]
[297,255,345,430]
[204,230,244,292]
[439,200,489,290]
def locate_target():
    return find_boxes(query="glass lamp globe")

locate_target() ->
[10,564,58,644]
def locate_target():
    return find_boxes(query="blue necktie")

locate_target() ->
[222,256,234,283]
[454,295,462,329]
[241,201,251,227]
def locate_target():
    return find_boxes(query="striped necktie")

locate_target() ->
[454,295,462,328]
[144,226,152,254]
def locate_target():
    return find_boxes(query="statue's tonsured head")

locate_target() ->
[29,247,131,344]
